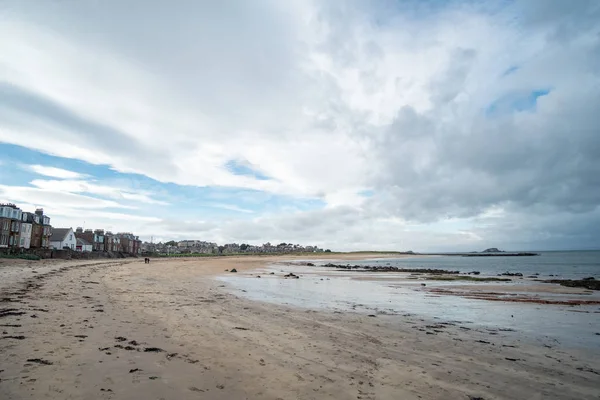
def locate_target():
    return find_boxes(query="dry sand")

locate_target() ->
[1,256,599,399]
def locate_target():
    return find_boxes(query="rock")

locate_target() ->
[256,275,261,278]
[26,358,53,365]
[230,269,237,273]
[421,283,426,286]
[143,347,164,352]
[284,273,299,279]
[500,272,523,277]
[544,278,600,291]
[319,264,460,274]
[307,263,315,266]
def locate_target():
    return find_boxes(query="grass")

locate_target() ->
[425,276,512,282]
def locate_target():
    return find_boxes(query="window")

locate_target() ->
[70,234,73,240]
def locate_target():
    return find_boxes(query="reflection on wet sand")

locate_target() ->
[219,262,600,349]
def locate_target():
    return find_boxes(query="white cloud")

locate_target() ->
[203,203,254,214]
[0,184,135,210]
[28,179,168,205]
[26,164,86,179]
[0,0,598,250]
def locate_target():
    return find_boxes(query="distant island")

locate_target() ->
[482,247,503,253]
[463,248,539,257]
[429,248,539,257]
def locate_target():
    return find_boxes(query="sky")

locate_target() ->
[1,0,599,252]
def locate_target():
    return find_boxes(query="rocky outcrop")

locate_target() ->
[314,263,460,274]
[544,277,599,291]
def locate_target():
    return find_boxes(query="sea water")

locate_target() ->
[217,251,600,349]
[356,251,600,279]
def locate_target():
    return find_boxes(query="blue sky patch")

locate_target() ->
[486,88,551,115]
[225,159,271,181]
[0,144,324,223]
[502,65,520,76]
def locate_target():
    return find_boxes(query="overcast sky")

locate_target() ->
[1,0,599,251]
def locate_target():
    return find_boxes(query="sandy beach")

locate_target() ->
[1,256,599,400]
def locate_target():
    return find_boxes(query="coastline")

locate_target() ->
[1,256,599,399]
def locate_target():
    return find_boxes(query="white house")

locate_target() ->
[50,228,76,250]
[76,238,93,252]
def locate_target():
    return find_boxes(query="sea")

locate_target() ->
[218,251,600,349]
[353,251,600,280]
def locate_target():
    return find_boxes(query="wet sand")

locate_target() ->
[1,256,599,399]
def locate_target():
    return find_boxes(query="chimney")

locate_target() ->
[76,227,83,234]
[35,208,44,217]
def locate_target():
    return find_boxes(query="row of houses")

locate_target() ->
[142,240,327,255]
[0,203,142,254]
[0,204,52,249]
[50,227,142,254]
[219,242,326,254]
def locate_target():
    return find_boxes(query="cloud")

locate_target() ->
[0,184,135,210]
[26,164,86,179]
[0,0,598,250]
[28,179,168,205]
[203,203,254,214]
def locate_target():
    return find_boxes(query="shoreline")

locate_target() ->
[1,257,599,399]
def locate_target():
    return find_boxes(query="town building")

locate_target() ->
[50,228,76,250]
[76,238,93,252]
[33,209,52,248]
[0,203,22,248]
[30,212,42,248]
[75,228,94,247]
[104,231,120,252]
[116,232,141,254]
[18,212,34,249]
[93,229,105,251]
